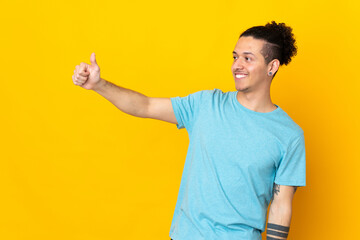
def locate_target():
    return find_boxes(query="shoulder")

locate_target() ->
[277,108,304,138]
[209,88,235,100]
[187,88,227,102]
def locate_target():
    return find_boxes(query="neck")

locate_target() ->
[236,89,277,113]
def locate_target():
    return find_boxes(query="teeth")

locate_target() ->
[236,74,246,78]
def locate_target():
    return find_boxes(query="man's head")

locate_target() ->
[232,21,297,93]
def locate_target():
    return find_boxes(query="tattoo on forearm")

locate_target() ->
[267,223,289,232]
[271,183,280,201]
[266,237,280,240]
[267,237,285,240]
[267,229,288,238]
[267,223,290,239]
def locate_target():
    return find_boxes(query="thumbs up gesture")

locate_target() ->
[72,53,101,90]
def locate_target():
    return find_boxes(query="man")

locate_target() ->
[72,21,306,240]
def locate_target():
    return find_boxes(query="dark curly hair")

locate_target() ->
[240,21,297,67]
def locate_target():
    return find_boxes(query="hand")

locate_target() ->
[72,53,101,90]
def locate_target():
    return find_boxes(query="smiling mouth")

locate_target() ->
[235,74,247,79]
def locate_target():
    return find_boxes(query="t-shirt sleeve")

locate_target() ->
[274,133,306,187]
[170,90,205,131]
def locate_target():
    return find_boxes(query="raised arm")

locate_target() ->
[145,97,177,124]
[72,53,177,124]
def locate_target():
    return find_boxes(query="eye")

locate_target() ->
[245,57,251,61]
[233,56,237,60]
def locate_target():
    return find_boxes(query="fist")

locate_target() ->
[72,53,101,90]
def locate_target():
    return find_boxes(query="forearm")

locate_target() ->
[266,203,292,239]
[93,78,149,118]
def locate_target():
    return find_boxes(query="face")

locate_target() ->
[231,36,271,93]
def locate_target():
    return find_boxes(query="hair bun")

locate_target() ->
[264,21,297,66]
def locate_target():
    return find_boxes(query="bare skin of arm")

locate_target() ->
[266,184,298,239]
[72,53,177,124]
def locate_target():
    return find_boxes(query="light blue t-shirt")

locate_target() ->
[169,89,306,240]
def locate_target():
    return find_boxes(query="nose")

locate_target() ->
[232,58,245,71]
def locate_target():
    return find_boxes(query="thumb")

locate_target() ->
[90,52,97,66]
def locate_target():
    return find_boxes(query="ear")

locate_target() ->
[267,59,280,76]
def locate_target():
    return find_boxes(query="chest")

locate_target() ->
[191,109,283,173]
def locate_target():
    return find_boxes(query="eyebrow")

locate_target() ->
[232,51,256,57]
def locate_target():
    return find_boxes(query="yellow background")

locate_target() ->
[1,0,359,239]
